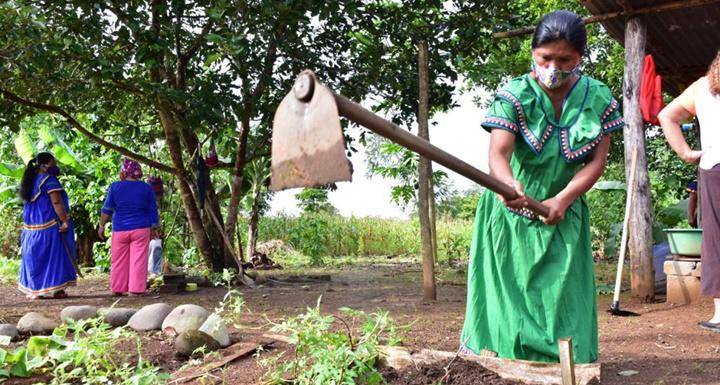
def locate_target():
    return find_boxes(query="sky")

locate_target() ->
[268,84,492,219]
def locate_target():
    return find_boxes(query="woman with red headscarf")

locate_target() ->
[98,159,159,296]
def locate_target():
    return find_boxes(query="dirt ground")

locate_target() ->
[1,262,719,385]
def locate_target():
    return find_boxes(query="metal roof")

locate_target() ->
[579,0,720,95]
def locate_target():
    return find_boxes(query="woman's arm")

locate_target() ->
[658,80,702,164]
[543,135,611,225]
[489,129,527,208]
[98,185,114,239]
[48,190,69,232]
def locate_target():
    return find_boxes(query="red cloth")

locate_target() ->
[640,54,664,125]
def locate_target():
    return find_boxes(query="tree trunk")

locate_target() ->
[175,112,235,268]
[428,179,438,264]
[417,40,436,301]
[225,116,251,243]
[155,99,221,271]
[246,183,263,260]
[76,231,98,267]
[622,17,654,301]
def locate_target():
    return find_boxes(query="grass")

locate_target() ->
[264,248,622,292]
[0,257,20,284]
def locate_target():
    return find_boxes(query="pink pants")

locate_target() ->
[110,228,151,294]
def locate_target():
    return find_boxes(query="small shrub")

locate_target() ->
[261,299,399,385]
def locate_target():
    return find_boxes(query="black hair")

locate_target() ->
[19,152,54,202]
[532,10,587,55]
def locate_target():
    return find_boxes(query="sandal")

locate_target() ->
[699,321,720,333]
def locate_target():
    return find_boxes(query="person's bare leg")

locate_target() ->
[710,298,720,323]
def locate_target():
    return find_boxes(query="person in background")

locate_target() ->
[658,50,720,332]
[461,10,622,363]
[147,230,163,278]
[686,180,698,228]
[17,152,76,299]
[98,159,159,296]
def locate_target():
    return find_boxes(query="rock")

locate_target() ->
[174,330,221,357]
[0,324,19,340]
[618,370,639,377]
[16,312,59,335]
[60,305,98,323]
[99,307,137,327]
[162,304,209,335]
[128,303,173,331]
[198,313,230,347]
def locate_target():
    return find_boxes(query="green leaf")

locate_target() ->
[0,162,23,179]
[37,126,81,169]
[14,129,37,165]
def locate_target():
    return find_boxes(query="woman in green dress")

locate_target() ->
[460,10,623,364]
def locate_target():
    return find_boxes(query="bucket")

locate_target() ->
[664,228,702,256]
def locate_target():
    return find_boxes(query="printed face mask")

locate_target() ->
[532,59,580,89]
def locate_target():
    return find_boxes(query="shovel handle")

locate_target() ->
[328,90,550,218]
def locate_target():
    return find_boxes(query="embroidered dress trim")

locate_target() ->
[18,280,76,296]
[482,116,519,133]
[507,206,540,221]
[23,219,58,231]
[30,175,51,202]
[496,90,553,155]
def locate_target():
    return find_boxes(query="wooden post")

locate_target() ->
[622,17,655,301]
[417,39,436,301]
[558,337,576,385]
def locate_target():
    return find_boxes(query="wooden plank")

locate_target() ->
[622,16,655,301]
[381,346,601,385]
[170,340,274,384]
[558,338,575,385]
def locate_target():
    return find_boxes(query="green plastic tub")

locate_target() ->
[664,228,703,256]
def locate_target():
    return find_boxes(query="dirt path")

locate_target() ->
[1,263,719,385]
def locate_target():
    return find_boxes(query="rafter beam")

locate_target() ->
[493,0,720,39]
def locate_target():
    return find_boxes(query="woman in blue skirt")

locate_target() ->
[17,152,77,299]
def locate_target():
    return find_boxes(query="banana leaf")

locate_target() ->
[13,129,37,165]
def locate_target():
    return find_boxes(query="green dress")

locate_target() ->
[460,74,623,364]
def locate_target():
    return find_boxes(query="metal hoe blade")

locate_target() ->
[270,70,352,191]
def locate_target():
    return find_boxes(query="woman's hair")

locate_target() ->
[532,10,587,55]
[708,50,720,96]
[19,152,54,202]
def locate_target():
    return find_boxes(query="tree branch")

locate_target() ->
[0,88,178,175]
[177,17,214,90]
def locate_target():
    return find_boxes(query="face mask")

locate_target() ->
[532,59,580,89]
[46,165,60,176]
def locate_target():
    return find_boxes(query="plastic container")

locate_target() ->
[664,228,703,256]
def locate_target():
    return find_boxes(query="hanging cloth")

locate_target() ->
[146,174,164,198]
[195,144,209,210]
[640,54,664,125]
[205,138,219,167]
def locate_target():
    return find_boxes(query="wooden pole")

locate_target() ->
[493,0,720,39]
[622,17,654,301]
[558,337,576,385]
[417,40,436,301]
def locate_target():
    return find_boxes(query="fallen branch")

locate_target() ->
[170,340,274,384]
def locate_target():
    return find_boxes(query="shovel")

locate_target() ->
[271,70,550,218]
[607,148,640,317]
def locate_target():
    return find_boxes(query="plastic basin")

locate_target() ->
[664,228,703,256]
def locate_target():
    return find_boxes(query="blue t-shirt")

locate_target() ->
[101,181,159,232]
